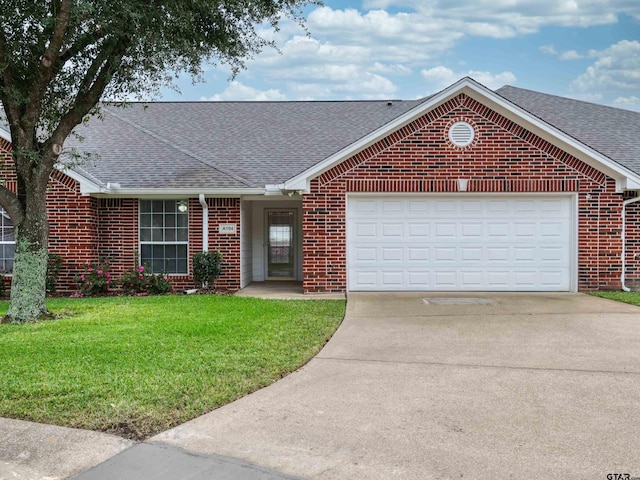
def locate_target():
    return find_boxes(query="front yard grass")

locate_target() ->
[590,291,640,306]
[0,295,345,440]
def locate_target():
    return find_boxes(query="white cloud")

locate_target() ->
[421,66,517,91]
[201,81,286,101]
[371,62,413,76]
[613,96,640,109]
[540,44,584,60]
[186,2,639,102]
[305,6,465,64]
[362,1,638,33]
[572,40,640,92]
[559,50,584,60]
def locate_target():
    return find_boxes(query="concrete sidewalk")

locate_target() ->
[3,293,640,479]
[0,418,133,480]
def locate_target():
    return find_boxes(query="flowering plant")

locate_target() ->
[75,259,112,296]
[121,265,172,295]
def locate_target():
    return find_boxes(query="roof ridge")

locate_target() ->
[494,86,628,166]
[103,99,409,106]
[102,107,255,188]
[497,85,640,116]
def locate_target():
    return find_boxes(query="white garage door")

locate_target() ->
[347,195,573,291]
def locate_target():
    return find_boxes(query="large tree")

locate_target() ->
[0,0,314,322]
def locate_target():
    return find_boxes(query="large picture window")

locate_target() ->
[0,208,15,274]
[139,200,188,274]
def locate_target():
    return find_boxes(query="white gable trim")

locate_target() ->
[280,77,640,193]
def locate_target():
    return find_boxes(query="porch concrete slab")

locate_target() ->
[152,292,640,479]
[0,417,133,480]
[235,281,345,300]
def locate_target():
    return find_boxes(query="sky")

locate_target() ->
[159,1,640,111]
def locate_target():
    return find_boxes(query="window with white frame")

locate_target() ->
[139,200,188,274]
[0,208,15,274]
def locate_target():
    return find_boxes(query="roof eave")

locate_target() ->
[90,187,266,198]
[283,77,640,193]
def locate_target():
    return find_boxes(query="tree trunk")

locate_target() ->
[5,181,50,323]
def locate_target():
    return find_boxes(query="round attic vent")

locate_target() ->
[448,121,475,147]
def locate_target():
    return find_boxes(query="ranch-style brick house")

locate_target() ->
[2,77,640,294]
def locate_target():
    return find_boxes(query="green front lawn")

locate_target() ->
[591,291,640,306]
[0,295,345,440]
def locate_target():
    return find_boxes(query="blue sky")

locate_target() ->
[160,1,640,111]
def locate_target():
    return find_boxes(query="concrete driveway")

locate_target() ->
[153,293,640,479]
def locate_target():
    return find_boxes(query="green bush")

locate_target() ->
[149,273,172,294]
[193,251,222,289]
[75,260,112,296]
[121,265,172,295]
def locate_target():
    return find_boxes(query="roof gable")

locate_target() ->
[284,77,640,192]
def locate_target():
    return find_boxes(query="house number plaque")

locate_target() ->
[218,224,237,234]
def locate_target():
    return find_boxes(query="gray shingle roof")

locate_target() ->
[496,85,640,174]
[66,99,424,189]
[8,83,640,191]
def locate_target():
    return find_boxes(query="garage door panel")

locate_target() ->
[408,247,429,261]
[461,247,482,261]
[347,195,573,291]
[354,223,377,238]
[435,223,456,238]
[407,271,430,287]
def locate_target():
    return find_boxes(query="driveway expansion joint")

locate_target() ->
[314,356,640,376]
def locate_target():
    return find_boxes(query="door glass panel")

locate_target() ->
[267,211,295,278]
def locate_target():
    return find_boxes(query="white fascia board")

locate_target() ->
[91,187,266,199]
[283,77,640,193]
[0,129,10,143]
[461,86,640,192]
[55,167,104,195]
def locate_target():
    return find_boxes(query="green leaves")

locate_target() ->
[0,0,314,143]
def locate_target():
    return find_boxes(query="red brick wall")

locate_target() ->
[0,140,99,293]
[622,194,640,290]
[96,197,242,292]
[97,198,138,281]
[1,138,243,293]
[47,170,98,291]
[303,93,625,293]
[206,198,241,290]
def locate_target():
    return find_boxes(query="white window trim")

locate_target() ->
[138,199,189,276]
[0,208,15,275]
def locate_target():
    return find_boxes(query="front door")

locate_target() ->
[265,209,296,279]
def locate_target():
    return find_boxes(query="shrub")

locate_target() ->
[121,265,172,295]
[193,251,222,289]
[75,260,112,296]
[149,273,172,294]
[46,253,63,293]
[121,265,149,294]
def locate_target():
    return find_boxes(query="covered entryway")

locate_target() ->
[346,194,575,291]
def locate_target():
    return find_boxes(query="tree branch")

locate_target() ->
[0,31,21,131]
[59,28,106,65]
[0,184,24,228]
[45,37,130,166]
[23,0,72,128]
